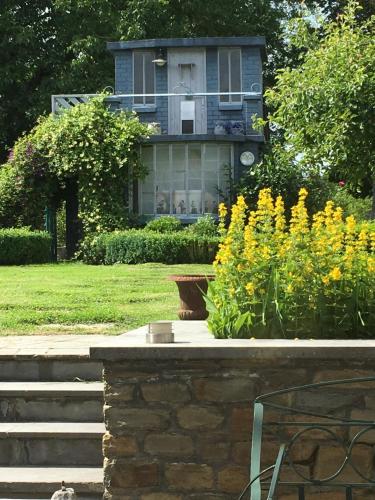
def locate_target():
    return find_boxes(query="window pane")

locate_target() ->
[144,52,155,104]
[142,193,154,214]
[188,190,202,214]
[182,120,194,134]
[230,50,241,101]
[219,50,229,102]
[219,146,232,195]
[156,191,170,214]
[141,146,154,214]
[134,52,143,104]
[155,146,170,213]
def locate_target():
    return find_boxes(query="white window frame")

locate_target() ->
[139,143,234,218]
[218,47,242,103]
[133,51,156,105]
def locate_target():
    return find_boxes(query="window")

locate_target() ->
[140,144,232,216]
[218,48,241,103]
[133,51,155,105]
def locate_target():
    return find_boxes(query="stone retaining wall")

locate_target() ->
[90,322,375,500]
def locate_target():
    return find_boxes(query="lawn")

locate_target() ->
[0,262,212,335]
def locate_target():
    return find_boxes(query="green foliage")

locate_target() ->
[185,215,218,237]
[0,228,52,265]
[0,161,48,229]
[259,1,375,216]
[5,96,149,232]
[56,202,66,246]
[331,186,372,221]
[239,142,333,215]
[79,230,219,265]
[144,216,182,233]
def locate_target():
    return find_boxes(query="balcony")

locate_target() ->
[51,88,262,137]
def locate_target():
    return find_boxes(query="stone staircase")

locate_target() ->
[0,337,105,499]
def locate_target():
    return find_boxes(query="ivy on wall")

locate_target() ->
[0,96,150,232]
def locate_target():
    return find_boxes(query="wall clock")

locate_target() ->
[240,151,255,167]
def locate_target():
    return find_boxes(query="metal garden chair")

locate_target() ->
[238,376,375,499]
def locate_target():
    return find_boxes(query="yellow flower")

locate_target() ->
[245,282,255,296]
[329,267,342,281]
[286,284,293,293]
[322,275,330,285]
[218,202,227,219]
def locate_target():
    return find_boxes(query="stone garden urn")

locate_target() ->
[168,274,215,320]
[51,482,77,500]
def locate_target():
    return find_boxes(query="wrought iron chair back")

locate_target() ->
[238,376,375,500]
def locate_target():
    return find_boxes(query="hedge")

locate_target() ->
[0,228,52,265]
[79,230,219,265]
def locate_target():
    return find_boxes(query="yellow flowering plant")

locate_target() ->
[207,188,375,339]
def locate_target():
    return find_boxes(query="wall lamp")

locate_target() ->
[152,49,167,67]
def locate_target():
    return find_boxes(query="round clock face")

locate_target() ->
[240,151,255,167]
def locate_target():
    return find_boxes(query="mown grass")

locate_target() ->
[0,262,212,335]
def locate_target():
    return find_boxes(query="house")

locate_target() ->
[53,36,266,220]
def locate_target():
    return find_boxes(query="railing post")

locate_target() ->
[44,206,57,262]
[250,402,264,499]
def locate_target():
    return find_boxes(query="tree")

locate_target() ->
[1,96,149,233]
[0,0,333,162]
[259,1,375,217]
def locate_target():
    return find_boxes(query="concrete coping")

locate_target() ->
[90,321,375,361]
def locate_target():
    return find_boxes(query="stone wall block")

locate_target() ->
[232,441,251,465]
[104,382,135,402]
[230,407,253,440]
[141,494,182,500]
[104,405,170,432]
[144,433,194,457]
[165,463,214,491]
[198,437,230,463]
[295,390,363,413]
[109,460,159,489]
[217,465,248,494]
[314,443,373,482]
[177,405,224,430]
[349,409,375,444]
[193,378,255,402]
[141,382,191,402]
[313,370,375,388]
[103,432,138,458]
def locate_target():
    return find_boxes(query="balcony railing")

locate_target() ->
[51,87,262,113]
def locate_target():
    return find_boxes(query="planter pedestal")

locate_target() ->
[168,275,215,320]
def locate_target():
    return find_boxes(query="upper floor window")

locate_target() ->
[218,48,241,103]
[133,51,155,105]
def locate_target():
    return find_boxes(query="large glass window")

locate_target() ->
[140,144,232,216]
[133,51,155,105]
[218,48,241,103]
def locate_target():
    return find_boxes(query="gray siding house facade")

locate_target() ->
[108,36,266,219]
[53,36,266,220]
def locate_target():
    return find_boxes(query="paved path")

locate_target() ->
[0,335,108,359]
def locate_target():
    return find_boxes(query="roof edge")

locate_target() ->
[107,36,266,54]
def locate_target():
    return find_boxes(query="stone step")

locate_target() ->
[0,359,102,382]
[0,382,103,422]
[0,423,105,466]
[0,467,103,498]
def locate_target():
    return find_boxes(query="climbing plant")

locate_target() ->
[3,96,150,232]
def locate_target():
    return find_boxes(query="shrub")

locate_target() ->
[0,163,46,229]
[331,186,371,221]
[0,228,52,265]
[144,216,183,233]
[207,188,375,339]
[79,230,219,264]
[185,215,218,237]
